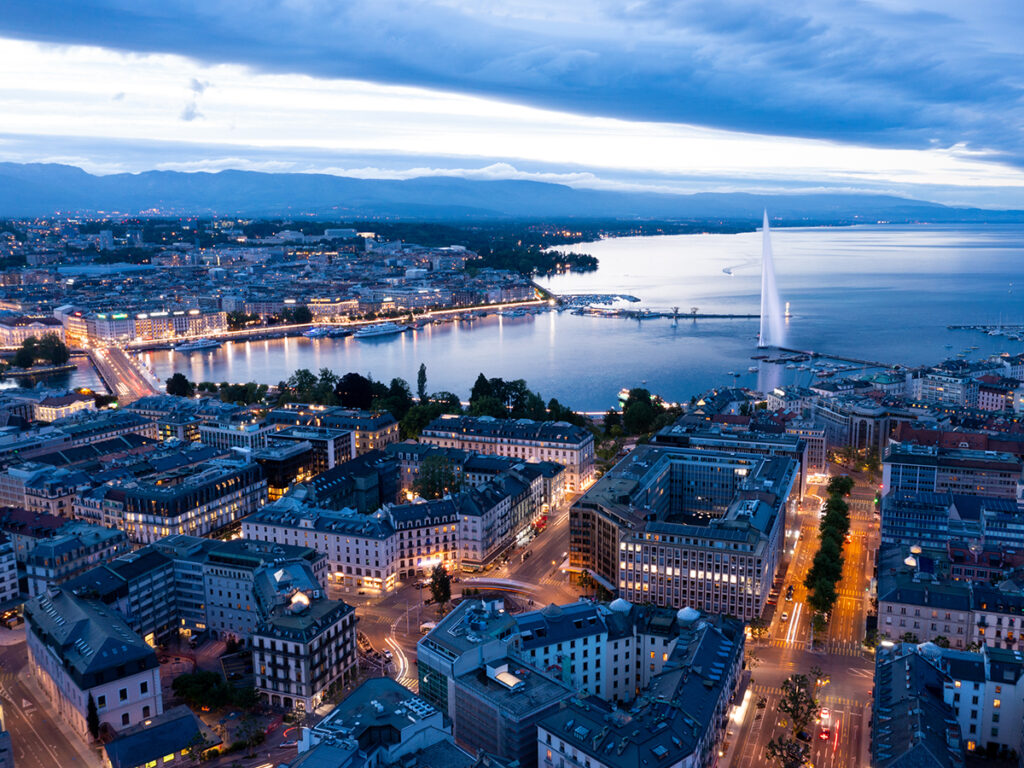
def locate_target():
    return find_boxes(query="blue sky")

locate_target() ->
[2,0,1023,207]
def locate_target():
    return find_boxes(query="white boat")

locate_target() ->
[354,322,406,338]
[174,338,221,352]
[303,327,331,338]
[748,366,759,373]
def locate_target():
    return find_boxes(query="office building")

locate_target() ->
[570,444,797,620]
[883,443,1024,501]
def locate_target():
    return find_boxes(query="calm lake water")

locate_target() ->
[148,224,1024,411]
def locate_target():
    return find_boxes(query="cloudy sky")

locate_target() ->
[2,0,1024,206]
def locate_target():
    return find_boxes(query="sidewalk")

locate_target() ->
[18,666,103,768]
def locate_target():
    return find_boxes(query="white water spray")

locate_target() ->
[758,210,786,348]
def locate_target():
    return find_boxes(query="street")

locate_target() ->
[345,496,583,694]
[0,630,97,768]
[724,475,879,768]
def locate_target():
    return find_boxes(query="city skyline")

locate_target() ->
[1,2,1024,207]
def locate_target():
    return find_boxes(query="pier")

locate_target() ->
[770,346,896,370]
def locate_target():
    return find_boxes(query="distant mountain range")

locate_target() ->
[1,162,1022,222]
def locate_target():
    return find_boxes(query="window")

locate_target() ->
[993,698,1001,708]
[97,695,106,708]
[122,713,130,726]
[140,681,148,694]
[119,688,128,702]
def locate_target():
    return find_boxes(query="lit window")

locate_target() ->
[993,699,1001,708]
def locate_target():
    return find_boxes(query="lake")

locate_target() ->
[148,224,1024,411]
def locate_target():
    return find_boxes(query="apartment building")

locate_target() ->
[26,588,163,741]
[266,405,399,456]
[87,458,268,544]
[421,415,595,492]
[251,562,357,711]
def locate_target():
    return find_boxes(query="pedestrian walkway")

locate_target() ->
[749,682,863,711]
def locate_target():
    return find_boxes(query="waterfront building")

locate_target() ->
[570,443,797,620]
[919,370,980,408]
[26,588,163,741]
[251,561,356,710]
[32,393,96,422]
[0,462,91,517]
[883,443,1024,500]
[421,415,595,492]
[0,315,64,346]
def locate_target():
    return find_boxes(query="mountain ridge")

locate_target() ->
[1,162,1022,222]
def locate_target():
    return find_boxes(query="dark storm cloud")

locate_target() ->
[2,1,1022,161]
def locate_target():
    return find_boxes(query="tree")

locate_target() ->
[429,564,452,609]
[417,363,428,403]
[900,632,919,644]
[748,616,770,641]
[933,635,951,648]
[413,455,462,499]
[12,336,37,368]
[87,692,100,740]
[166,372,194,397]
[778,674,817,736]
[37,333,70,365]
[766,734,810,768]
[603,408,621,434]
[336,372,374,409]
[827,475,855,497]
[185,731,214,764]
[236,715,263,757]
[470,372,492,402]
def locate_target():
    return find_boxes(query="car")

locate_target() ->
[819,707,830,723]
[780,612,789,622]
[819,726,830,741]
[796,731,811,743]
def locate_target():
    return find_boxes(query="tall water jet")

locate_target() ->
[758,210,786,348]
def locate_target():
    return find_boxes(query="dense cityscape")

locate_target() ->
[0,214,1020,768]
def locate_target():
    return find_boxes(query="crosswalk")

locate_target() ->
[749,682,863,711]
[765,638,865,656]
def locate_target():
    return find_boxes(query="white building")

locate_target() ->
[25,588,163,741]
[421,415,595,492]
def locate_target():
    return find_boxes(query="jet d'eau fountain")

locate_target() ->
[758,211,787,348]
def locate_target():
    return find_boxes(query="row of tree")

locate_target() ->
[168,364,588,442]
[226,305,313,330]
[765,671,825,768]
[804,475,855,617]
[10,333,70,369]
